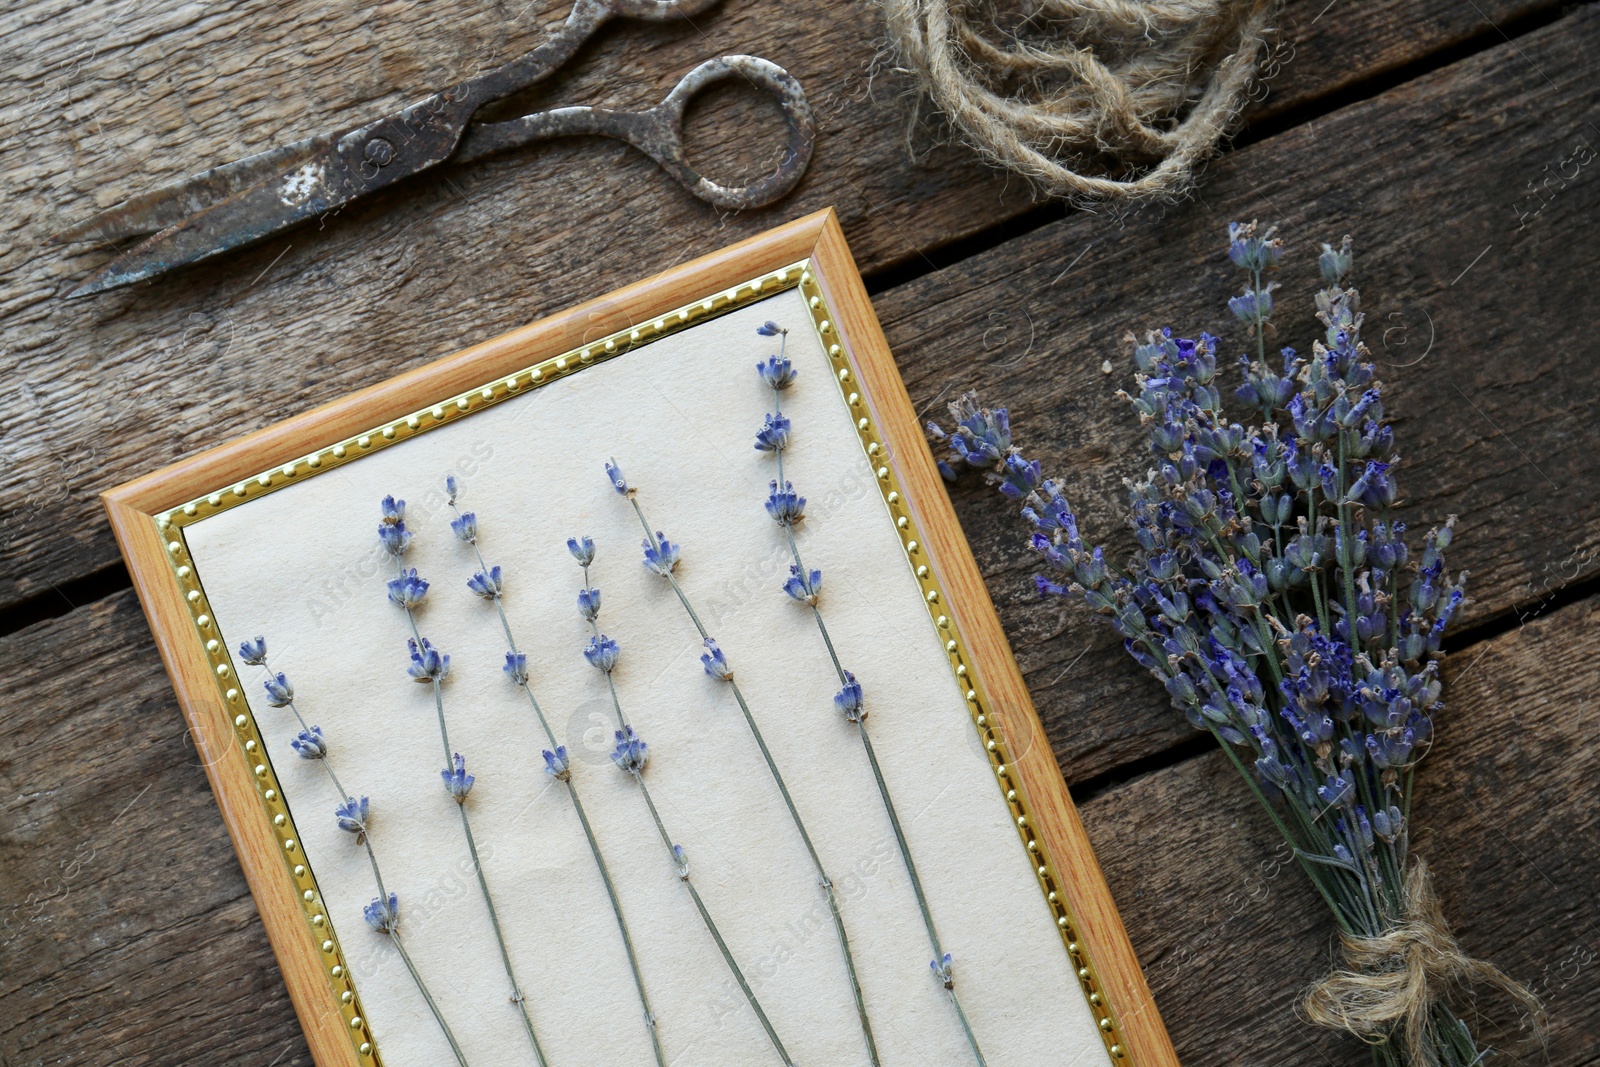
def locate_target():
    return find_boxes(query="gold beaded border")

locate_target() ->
[794,268,1127,1061]
[152,266,805,1067]
[151,259,1124,1064]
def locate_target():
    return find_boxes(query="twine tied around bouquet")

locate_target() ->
[1303,859,1544,1064]
[879,0,1280,201]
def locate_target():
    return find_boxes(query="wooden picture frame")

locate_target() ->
[104,208,1177,1067]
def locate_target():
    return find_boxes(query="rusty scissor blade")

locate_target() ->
[62,91,477,297]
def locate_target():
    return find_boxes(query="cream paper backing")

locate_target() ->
[183,287,1109,1067]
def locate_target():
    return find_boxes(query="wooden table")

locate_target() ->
[3,0,1596,1063]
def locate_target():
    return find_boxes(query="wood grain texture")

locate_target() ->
[0,0,1564,612]
[874,2,1600,785]
[1082,591,1600,1066]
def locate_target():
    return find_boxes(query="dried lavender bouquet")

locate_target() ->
[929,225,1540,1066]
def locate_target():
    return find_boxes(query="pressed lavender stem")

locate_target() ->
[751,399,988,1066]
[391,930,472,1067]
[624,495,879,1067]
[451,521,667,1067]
[394,561,549,1067]
[631,770,796,1067]
[580,561,794,1066]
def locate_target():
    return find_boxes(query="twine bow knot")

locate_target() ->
[1303,860,1544,1065]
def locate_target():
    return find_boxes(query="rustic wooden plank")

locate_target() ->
[1083,590,1600,1065]
[0,590,312,1067]
[0,0,1562,612]
[875,2,1600,783]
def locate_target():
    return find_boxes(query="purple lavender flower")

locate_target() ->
[237,636,267,666]
[567,535,595,565]
[1227,221,1283,271]
[784,565,823,605]
[445,475,459,504]
[263,672,294,707]
[290,725,327,759]
[542,747,570,781]
[364,891,400,933]
[672,843,689,880]
[466,566,503,600]
[451,512,478,544]
[833,671,865,722]
[641,532,680,576]
[577,586,602,621]
[1228,286,1275,324]
[335,795,369,839]
[611,726,649,774]
[757,355,797,391]
[584,634,620,673]
[504,651,528,686]
[605,460,631,496]
[387,568,429,609]
[441,753,475,801]
[926,392,1011,480]
[407,638,449,682]
[380,496,406,525]
[930,952,954,989]
[700,638,733,681]
[379,521,413,557]
[756,321,787,337]
[765,481,806,526]
[754,413,792,452]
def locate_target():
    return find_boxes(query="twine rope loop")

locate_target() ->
[1303,860,1544,1064]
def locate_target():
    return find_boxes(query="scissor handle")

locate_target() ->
[457,55,815,212]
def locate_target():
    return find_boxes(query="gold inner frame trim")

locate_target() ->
[153,260,1125,1065]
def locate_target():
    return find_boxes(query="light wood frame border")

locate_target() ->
[103,208,1178,1067]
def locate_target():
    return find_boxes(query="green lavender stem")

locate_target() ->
[580,562,795,1067]
[391,929,472,1067]
[395,561,549,1067]
[249,662,466,1063]
[624,494,879,1067]
[451,517,667,1067]
[759,375,987,1067]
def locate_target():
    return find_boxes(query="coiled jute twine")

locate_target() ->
[879,0,1282,201]
[1303,859,1545,1064]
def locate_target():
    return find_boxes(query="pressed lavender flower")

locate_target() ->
[407,637,449,682]
[756,320,787,337]
[263,672,294,707]
[237,636,267,666]
[542,747,571,781]
[567,535,595,565]
[610,726,649,774]
[640,531,680,576]
[783,565,823,605]
[756,354,797,391]
[387,568,428,608]
[365,892,400,933]
[584,634,620,673]
[754,412,792,452]
[441,753,475,801]
[930,952,955,989]
[605,459,631,495]
[765,481,806,526]
[672,843,689,880]
[378,520,413,557]
[450,511,478,544]
[833,671,865,722]
[577,586,602,621]
[466,565,503,600]
[380,496,406,525]
[929,223,1534,1067]
[503,651,529,686]
[335,795,370,839]
[445,475,459,504]
[290,725,328,759]
[700,638,733,681]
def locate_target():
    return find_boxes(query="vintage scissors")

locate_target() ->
[49,0,815,298]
